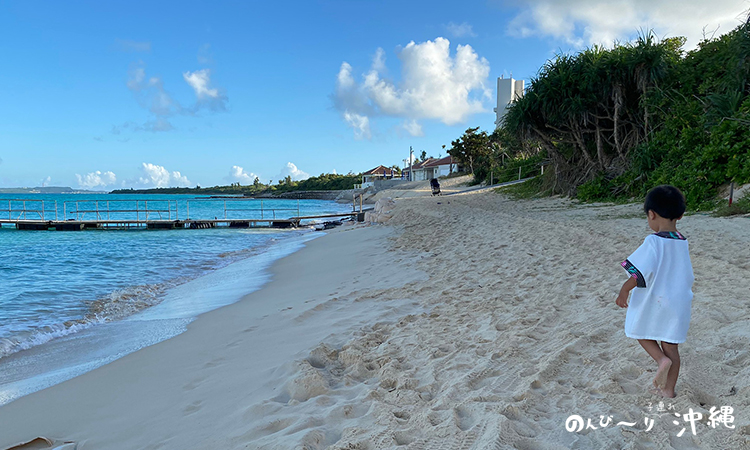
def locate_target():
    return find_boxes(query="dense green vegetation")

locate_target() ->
[449,15,750,210]
[286,173,361,191]
[713,191,750,216]
[110,173,361,195]
[446,127,545,185]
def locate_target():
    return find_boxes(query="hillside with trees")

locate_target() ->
[110,173,361,195]
[448,15,750,209]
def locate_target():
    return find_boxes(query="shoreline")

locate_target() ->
[1,191,748,449]
[0,228,320,406]
[0,222,425,449]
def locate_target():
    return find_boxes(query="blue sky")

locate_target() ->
[0,0,746,189]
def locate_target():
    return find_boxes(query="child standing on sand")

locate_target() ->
[616,185,695,398]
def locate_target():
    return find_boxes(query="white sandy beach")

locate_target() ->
[1,186,749,450]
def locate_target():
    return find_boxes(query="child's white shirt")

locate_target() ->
[622,232,695,344]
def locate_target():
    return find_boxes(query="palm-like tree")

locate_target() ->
[502,32,682,194]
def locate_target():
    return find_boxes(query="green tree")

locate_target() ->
[447,127,491,176]
[502,32,684,194]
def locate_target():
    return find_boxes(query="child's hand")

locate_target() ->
[616,277,637,308]
[615,292,629,308]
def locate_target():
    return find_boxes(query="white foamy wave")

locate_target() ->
[0,283,170,359]
[86,283,169,322]
[0,228,320,361]
[0,320,101,359]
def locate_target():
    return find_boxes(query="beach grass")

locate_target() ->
[495,175,547,199]
[713,193,750,217]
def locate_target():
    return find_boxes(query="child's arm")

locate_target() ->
[616,277,637,308]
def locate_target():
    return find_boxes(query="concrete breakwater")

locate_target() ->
[255,189,365,203]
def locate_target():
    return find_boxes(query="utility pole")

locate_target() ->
[409,146,414,181]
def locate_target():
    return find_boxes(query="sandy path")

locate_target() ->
[255,193,749,449]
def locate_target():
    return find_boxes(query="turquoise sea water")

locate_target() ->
[0,193,350,404]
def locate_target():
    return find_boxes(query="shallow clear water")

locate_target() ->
[0,193,350,404]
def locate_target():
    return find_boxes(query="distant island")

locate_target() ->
[109,173,362,196]
[0,174,364,197]
[0,186,95,194]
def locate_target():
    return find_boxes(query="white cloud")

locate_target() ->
[333,62,373,118]
[337,62,356,90]
[183,69,228,110]
[333,37,490,139]
[171,171,191,186]
[446,22,477,38]
[41,176,51,186]
[143,119,174,132]
[76,170,117,189]
[127,67,146,91]
[503,0,746,48]
[120,64,228,137]
[226,165,258,184]
[139,163,169,187]
[276,162,310,182]
[137,163,192,188]
[183,69,220,99]
[401,119,424,137]
[127,65,181,125]
[372,47,387,73]
[344,111,372,140]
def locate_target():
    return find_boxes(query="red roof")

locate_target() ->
[403,157,457,171]
[403,159,433,172]
[362,165,397,176]
[423,156,455,167]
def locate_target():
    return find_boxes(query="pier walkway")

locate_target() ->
[0,198,363,231]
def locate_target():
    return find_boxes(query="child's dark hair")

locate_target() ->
[644,185,686,219]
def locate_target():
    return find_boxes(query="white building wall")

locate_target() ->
[494,76,524,128]
[415,168,441,180]
[438,164,453,177]
[514,80,524,103]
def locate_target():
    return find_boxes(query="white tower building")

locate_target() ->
[494,76,524,128]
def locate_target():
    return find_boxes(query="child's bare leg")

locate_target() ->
[659,342,680,398]
[637,339,672,389]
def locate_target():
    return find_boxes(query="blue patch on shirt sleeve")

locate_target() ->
[621,259,647,288]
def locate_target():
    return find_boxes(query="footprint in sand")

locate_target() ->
[454,405,478,431]
[392,431,416,446]
[203,357,225,369]
[183,376,207,391]
[465,367,502,391]
[183,400,203,415]
[426,411,445,427]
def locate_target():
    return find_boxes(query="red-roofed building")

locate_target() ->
[403,156,462,181]
[360,165,399,187]
[401,159,431,181]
